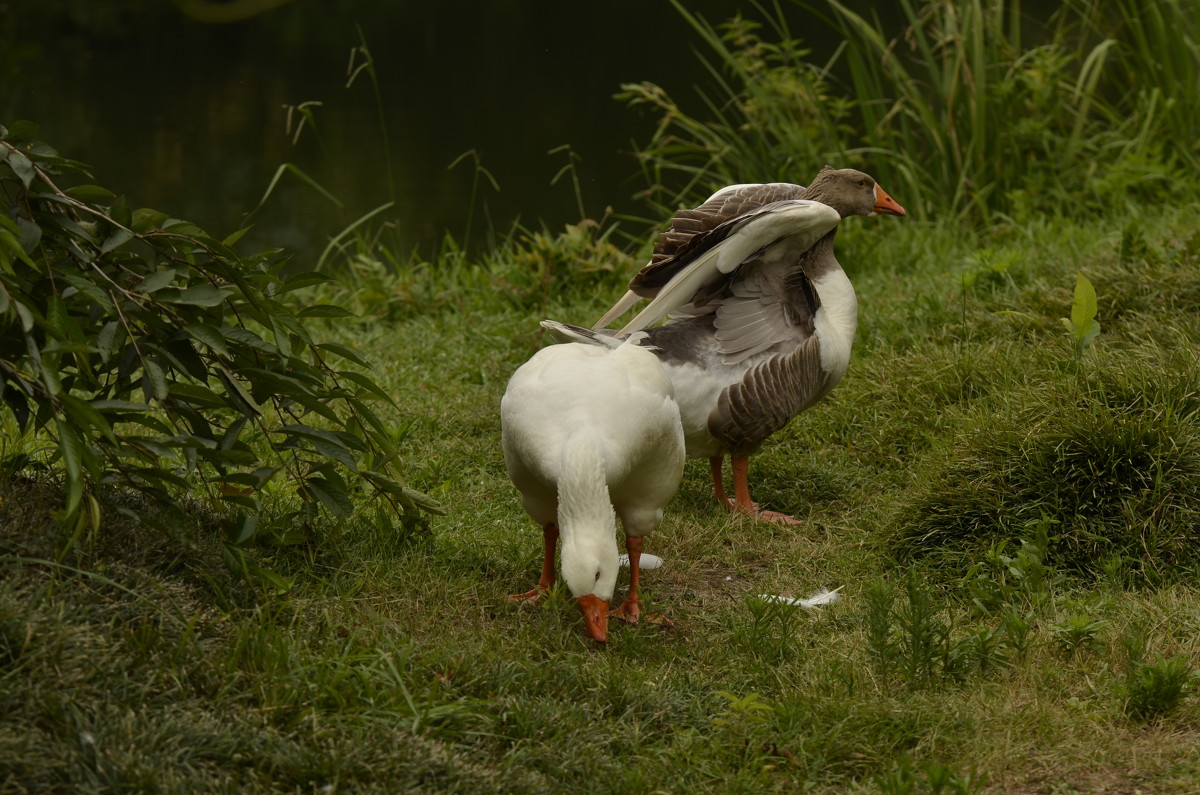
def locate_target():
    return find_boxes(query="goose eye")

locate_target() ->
[858,179,867,187]
[594,570,601,583]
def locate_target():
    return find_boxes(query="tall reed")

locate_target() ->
[624,0,1199,225]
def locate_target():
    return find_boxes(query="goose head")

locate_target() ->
[559,513,620,643]
[806,166,907,218]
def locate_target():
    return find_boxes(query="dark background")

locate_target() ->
[2,1,916,260]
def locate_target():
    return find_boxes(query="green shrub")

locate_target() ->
[1048,613,1106,656]
[0,121,439,575]
[1119,654,1194,721]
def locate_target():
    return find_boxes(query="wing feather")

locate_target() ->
[645,183,808,279]
[616,200,840,336]
[591,183,808,327]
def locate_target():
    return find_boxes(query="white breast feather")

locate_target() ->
[811,268,858,384]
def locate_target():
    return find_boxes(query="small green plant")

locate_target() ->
[1048,613,1106,656]
[952,625,1013,677]
[894,572,954,687]
[1099,552,1135,590]
[999,608,1035,662]
[962,517,1059,615]
[738,595,802,662]
[1003,518,1057,609]
[865,569,1034,688]
[1119,654,1194,721]
[1063,272,1101,359]
[877,753,986,795]
[711,690,774,726]
[1116,621,1193,721]
[863,573,965,689]
[960,247,1024,292]
[865,576,899,678]
[1117,222,1150,264]
[875,753,920,794]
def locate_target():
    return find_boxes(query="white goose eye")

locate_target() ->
[594,570,601,583]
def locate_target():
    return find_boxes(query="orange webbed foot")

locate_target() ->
[724,456,802,525]
[610,598,641,624]
[749,508,802,526]
[723,499,802,525]
[509,587,547,603]
[610,598,672,627]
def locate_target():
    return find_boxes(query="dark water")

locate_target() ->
[3,1,865,262]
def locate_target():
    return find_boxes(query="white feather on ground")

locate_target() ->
[618,553,663,569]
[757,587,842,609]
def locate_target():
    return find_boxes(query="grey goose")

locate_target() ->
[544,166,906,524]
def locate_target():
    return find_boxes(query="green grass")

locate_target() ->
[4,202,1200,792]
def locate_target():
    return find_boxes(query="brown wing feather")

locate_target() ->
[631,183,807,297]
[708,335,828,456]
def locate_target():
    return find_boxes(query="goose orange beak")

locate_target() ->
[873,185,907,216]
[576,594,609,643]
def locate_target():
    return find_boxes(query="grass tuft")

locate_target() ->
[891,350,1200,579]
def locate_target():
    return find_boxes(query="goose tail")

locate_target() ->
[540,319,622,348]
[541,319,656,351]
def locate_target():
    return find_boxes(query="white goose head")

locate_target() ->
[560,532,619,642]
[555,449,621,642]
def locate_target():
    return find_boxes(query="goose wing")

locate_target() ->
[594,183,806,329]
[711,261,820,364]
[613,199,841,337]
[642,182,808,290]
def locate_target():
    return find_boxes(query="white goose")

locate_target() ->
[545,167,906,524]
[501,339,685,642]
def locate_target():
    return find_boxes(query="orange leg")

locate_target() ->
[509,523,558,601]
[731,456,802,526]
[710,456,732,509]
[611,536,672,626]
[611,535,643,623]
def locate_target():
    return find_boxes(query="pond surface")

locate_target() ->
[5,0,876,262]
